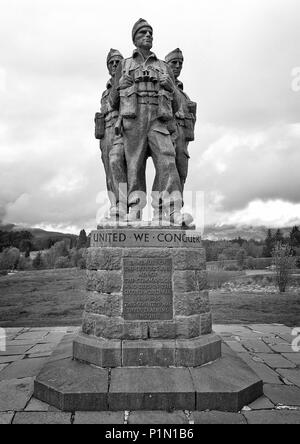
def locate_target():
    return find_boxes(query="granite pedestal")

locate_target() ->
[34,226,263,412]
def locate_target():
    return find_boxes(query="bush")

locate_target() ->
[272,243,296,293]
[17,256,32,271]
[32,252,45,270]
[54,256,71,269]
[0,247,20,270]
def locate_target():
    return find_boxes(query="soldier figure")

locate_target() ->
[110,19,191,225]
[165,49,197,191]
[95,49,127,220]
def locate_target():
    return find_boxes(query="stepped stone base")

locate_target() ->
[73,332,222,368]
[34,338,263,413]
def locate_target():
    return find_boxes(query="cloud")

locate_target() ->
[0,0,300,232]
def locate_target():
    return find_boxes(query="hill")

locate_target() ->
[203,224,293,241]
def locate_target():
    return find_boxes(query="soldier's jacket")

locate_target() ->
[109,50,179,127]
[174,80,197,142]
[95,79,120,140]
[101,80,119,129]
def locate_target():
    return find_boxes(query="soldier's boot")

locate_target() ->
[126,206,143,223]
[169,209,194,227]
[110,203,127,220]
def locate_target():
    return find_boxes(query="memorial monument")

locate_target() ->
[34,20,263,413]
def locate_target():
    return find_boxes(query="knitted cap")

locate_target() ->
[132,18,153,42]
[106,49,123,66]
[165,48,184,64]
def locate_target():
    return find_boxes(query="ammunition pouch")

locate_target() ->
[158,90,174,122]
[184,117,195,142]
[166,119,177,135]
[119,85,137,119]
[94,112,105,140]
[187,101,197,119]
[105,111,119,129]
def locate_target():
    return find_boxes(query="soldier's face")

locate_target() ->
[108,58,121,77]
[169,58,183,79]
[134,27,153,51]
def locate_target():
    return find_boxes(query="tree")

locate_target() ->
[263,229,274,258]
[44,240,70,268]
[272,243,296,293]
[0,247,20,270]
[275,229,285,244]
[217,254,227,270]
[19,239,33,258]
[32,252,45,270]
[77,229,88,249]
[54,256,71,269]
[290,226,300,248]
[236,249,247,270]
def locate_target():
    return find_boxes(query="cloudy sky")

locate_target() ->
[1,0,300,234]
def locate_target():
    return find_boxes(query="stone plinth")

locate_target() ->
[73,227,221,368]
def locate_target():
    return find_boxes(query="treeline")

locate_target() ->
[204,226,300,269]
[0,229,90,272]
[0,230,79,255]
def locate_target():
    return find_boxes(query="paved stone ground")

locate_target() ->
[0,324,300,424]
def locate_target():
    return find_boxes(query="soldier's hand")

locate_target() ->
[119,75,134,90]
[159,74,174,93]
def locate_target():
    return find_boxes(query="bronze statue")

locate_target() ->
[95,49,127,219]
[165,49,197,191]
[110,19,193,225]
[95,21,195,226]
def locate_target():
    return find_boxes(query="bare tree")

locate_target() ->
[272,242,296,293]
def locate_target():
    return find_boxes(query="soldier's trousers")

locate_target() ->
[175,124,190,190]
[122,109,183,211]
[100,125,127,207]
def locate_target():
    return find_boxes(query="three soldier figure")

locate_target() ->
[95,19,196,226]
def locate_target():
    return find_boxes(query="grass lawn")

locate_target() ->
[210,291,300,327]
[0,269,86,328]
[0,269,299,328]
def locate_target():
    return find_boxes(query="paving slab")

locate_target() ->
[223,341,247,353]
[234,353,282,384]
[282,353,300,365]
[40,333,66,343]
[263,384,300,406]
[0,355,25,365]
[0,412,14,424]
[0,377,34,412]
[15,332,49,342]
[0,345,33,356]
[213,325,251,335]
[243,410,300,424]
[241,340,272,354]
[259,353,296,369]
[109,368,195,412]
[128,411,188,424]
[278,333,294,343]
[25,397,50,412]
[268,343,295,353]
[26,343,57,355]
[276,369,300,388]
[74,412,124,424]
[192,411,247,424]
[0,357,47,381]
[13,412,72,424]
[248,325,292,335]
[247,396,275,410]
